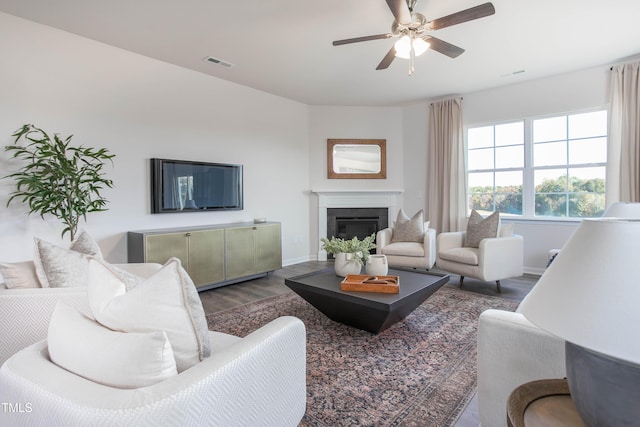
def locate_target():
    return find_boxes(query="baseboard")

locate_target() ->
[524,266,545,276]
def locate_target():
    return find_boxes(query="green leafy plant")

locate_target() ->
[4,124,115,241]
[320,233,376,266]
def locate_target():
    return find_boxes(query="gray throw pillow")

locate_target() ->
[391,209,426,243]
[464,210,499,248]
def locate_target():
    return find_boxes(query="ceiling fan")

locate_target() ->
[332,0,495,75]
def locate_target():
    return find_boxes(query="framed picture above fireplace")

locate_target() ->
[327,139,386,179]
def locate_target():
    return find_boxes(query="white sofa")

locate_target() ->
[0,263,162,366]
[477,309,566,427]
[0,261,307,426]
[0,316,307,427]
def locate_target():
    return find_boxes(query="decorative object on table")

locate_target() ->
[3,124,115,241]
[518,218,640,426]
[320,233,376,277]
[365,254,388,276]
[340,274,399,294]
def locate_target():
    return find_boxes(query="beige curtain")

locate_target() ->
[609,62,640,203]
[427,97,466,233]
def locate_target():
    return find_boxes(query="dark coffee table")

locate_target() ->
[284,268,449,334]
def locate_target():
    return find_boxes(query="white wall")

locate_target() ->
[402,65,612,274]
[0,12,311,265]
[307,106,405,252]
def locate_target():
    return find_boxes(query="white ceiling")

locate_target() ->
[2,0,640,106]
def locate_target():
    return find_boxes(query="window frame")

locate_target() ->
[465,106,608,221]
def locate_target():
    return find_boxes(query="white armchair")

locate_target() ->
[0,316,307,427]
[477,309,565,427]
[436,230,523,292]
[376,223,436,270]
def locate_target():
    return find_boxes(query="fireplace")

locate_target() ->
[313,190,402,261]
[327,208,388,241]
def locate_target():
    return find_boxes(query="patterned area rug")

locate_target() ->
[206,286,518,426]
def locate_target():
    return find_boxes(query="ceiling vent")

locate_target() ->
[204,56,235,68]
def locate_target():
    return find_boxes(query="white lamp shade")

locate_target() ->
[602,202,640,218]
[394,36,430,59]
[518,218,640,364]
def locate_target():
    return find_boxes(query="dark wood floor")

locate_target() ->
[199,261,538,427]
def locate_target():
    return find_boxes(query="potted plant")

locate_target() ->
[4,124,115,241]
[321,233,376,277]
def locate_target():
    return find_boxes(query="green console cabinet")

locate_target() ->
[128,222,281,291]
[225,223,282,281]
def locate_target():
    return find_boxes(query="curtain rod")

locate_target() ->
[610,57,640,70]
[430,96,463,106]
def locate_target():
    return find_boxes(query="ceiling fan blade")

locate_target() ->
[376,47,397,70]
[427,2,495,31]
[333,33,392,46]
[385,0,412,25]
[423,35,465,58]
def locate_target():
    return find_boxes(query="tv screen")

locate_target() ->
[150,158,243,213]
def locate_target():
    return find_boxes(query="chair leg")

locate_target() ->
[459,276,464,289]
[496,280,501,293]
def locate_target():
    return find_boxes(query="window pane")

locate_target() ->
[568,137,607,164]
[535,194,567,217]
[495,122,524,146]
[468,126,494,149]
[495,171,523,215]
[496,193,523,215]
[568,167,605,192]
[568,193,605,217]
[534,116,566,143]
[468,172,494,193]
[496,145,524,168]
[469,193,494,214]
[534,141,566,167]
[495,170,522,190]
[468,147,494,170]
[569,111,607,139]
[535,169,567,192]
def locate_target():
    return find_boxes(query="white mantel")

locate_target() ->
[312,190,403,260]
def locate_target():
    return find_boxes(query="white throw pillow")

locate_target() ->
[0,261,41,289]
[69,229,103,258]
[34,231,103,288]
[48,302,177,389]
[87,257,211,372]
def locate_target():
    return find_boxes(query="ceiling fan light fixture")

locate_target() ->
[394,35,430,59]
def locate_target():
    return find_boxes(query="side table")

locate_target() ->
[507,379,587,427]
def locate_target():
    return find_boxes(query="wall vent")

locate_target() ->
[204,56,235,68]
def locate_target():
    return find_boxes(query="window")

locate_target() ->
[467,109,607,219]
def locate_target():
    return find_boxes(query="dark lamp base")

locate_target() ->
[566,342,640,427]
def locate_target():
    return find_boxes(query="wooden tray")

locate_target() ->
[340,274,400,294]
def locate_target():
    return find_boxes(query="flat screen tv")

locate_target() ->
[150,158,243,213]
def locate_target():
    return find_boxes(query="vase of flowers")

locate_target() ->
[320,233,377,277]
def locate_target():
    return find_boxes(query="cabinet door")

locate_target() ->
[144,233,189,267]
[255,223,282,273]
[225,227,256,280]
[188,229,225,287]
